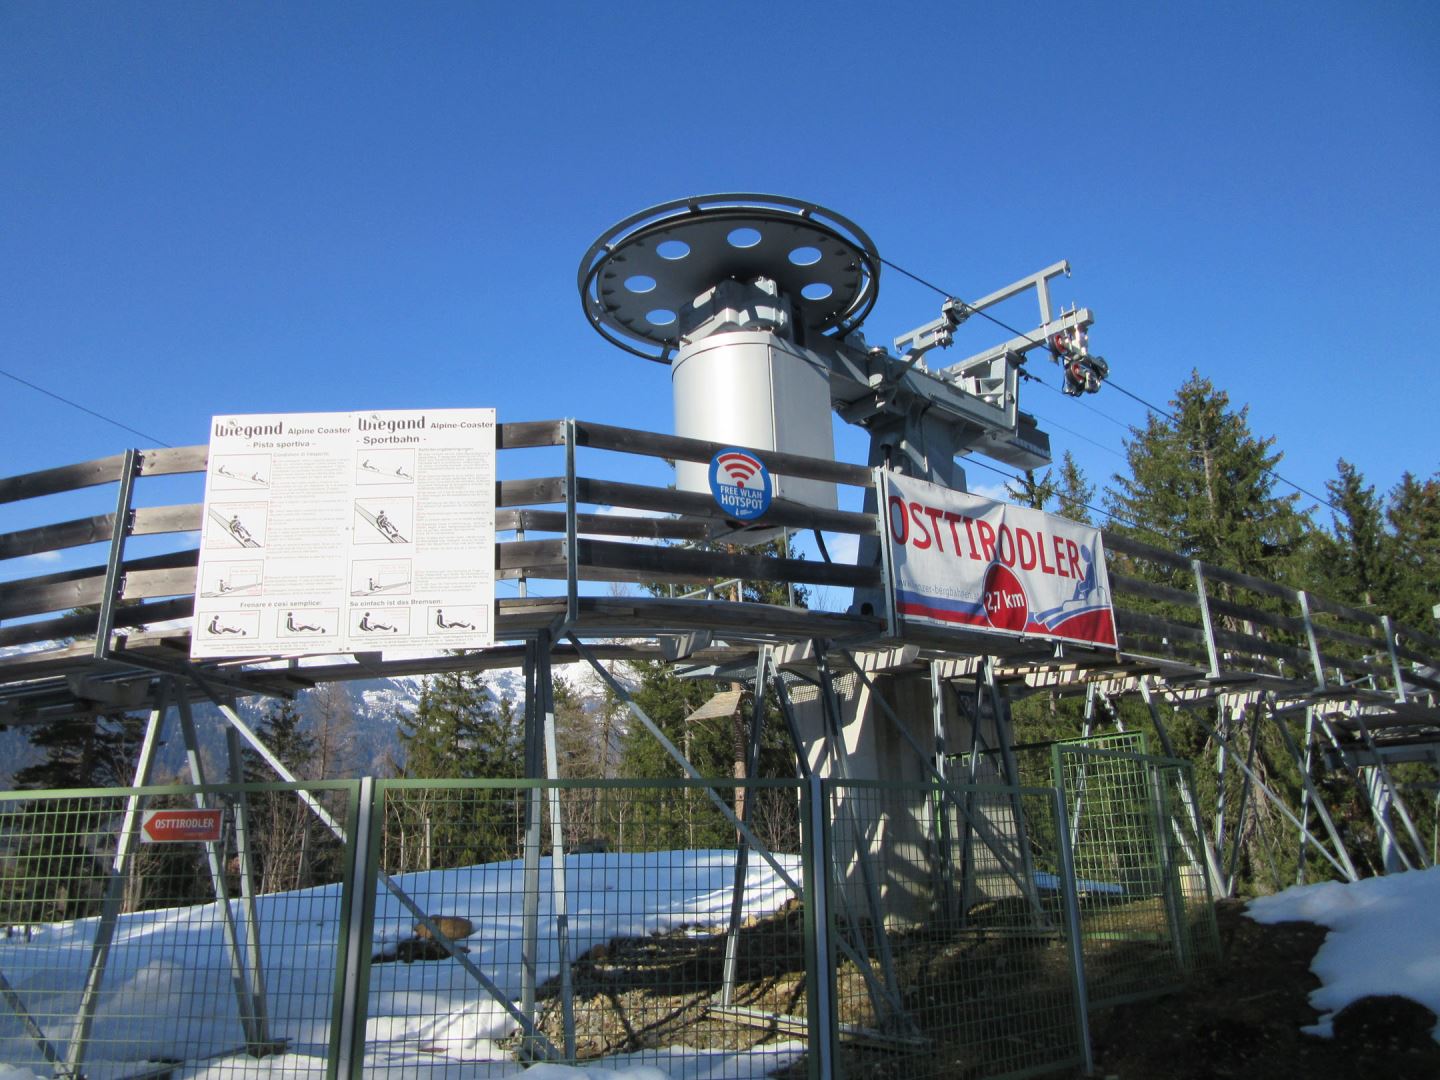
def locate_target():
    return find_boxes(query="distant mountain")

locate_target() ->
[0,648,636,789]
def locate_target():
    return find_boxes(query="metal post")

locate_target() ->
[1141,681,1225,898]
[93,447,140,662]
[225,727,276,1053]
[1296,590,1327,690]
[1147,762,1190,973]
[1210,700,1232,896]
[1295,707,1316,884]
[1192,560,1221,679]
[771,671,813,781]
[335,776,378,1079]
[1051,787,1094,1076]
[520,637,545,1051]
[176,693,266,1050]
[874,468,899,639]
[1381,615,1407,704]
[928,662,957,917]
[805,773,836,1080]
[1224,704,1262,892]
[561,418,579,634]
[64,681,173,1077]
[722,647,771,1007]
[537,631,576,1059]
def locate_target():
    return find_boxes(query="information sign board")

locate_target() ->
[192,408,496,657]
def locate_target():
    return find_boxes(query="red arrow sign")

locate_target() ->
[141,808,223,843]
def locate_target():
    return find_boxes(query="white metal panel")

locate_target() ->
[672,331,836,511]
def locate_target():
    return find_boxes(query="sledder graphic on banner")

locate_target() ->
[881,471,1117,648]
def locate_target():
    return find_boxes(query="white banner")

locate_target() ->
[883,472,1117,648]
[192,408,496,657]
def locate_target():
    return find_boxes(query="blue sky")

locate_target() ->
[3,3,1438,546]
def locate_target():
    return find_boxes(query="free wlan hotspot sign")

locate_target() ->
[708,448,772,522]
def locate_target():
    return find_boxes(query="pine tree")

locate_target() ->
[388,671,524,870]
[239,701,332,893]
[1308,459,1397,611]
[1106,371,1307,579]
[1006,451,1093,524]
[1386,471,1440,629]
[1,712,149,925]
[1054,451,1095,525]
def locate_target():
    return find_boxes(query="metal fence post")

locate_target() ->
[1051,785,1094,1076]
[335,776,378,1079]
[804,774,836,1080]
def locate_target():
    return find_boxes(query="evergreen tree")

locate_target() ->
[1106,371,1307,579]
[239,700,336,893]
[1006,451,1093,524]
[1054,451,1095,525]
[1308,459,1397,610]
[1,712,149,925]
[1386,471,1440,628]
[387,671,523,870]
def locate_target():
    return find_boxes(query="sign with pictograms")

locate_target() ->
[882,472,1117,648]
[191,407,497,658]
[141,808,224,844]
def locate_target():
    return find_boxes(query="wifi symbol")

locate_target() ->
[717,452,763,488]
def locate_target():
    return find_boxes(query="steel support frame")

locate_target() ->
[811,646,907,1030]
[842,653,1044,917]
[186,676,563,1062]
[175,693,273,1052]
[1160,692,1357,884]
[62,681,172,1076]
[1349,708,1428,869]
[520,630,575,1060]
[1261,701,1360,885]
[720,646,772,1008]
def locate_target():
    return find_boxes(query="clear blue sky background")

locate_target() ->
[3,3,1437,549]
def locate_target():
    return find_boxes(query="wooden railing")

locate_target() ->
[3,420,1438,707]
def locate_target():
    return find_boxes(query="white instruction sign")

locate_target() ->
[191,408,496,657]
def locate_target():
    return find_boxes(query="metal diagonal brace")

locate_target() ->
[839,651,1044,917]
[190,676,563,1060]
[568,634,803,898]
[1166,697,1355,882]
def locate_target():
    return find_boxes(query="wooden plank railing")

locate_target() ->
[1,422,1436,707]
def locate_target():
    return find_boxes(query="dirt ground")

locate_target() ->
[522,897,1440,1078]
[1089,898,1440,1079]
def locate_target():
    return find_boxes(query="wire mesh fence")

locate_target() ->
[360,778,813,1078]
[1053,745,1220,1008]
[0,764,1222,1077]
[0,781,358,1079]
[821,779,1088,1080]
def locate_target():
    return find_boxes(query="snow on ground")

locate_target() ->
[1248,864,1440,1042]
[0,851,803,1079]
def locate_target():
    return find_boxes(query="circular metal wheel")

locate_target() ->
[578,193,881,363]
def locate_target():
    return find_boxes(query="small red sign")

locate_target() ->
[141,808,223,843]
[982,562,1030,633]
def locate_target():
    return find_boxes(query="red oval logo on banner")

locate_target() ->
[982,563,1029,632]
